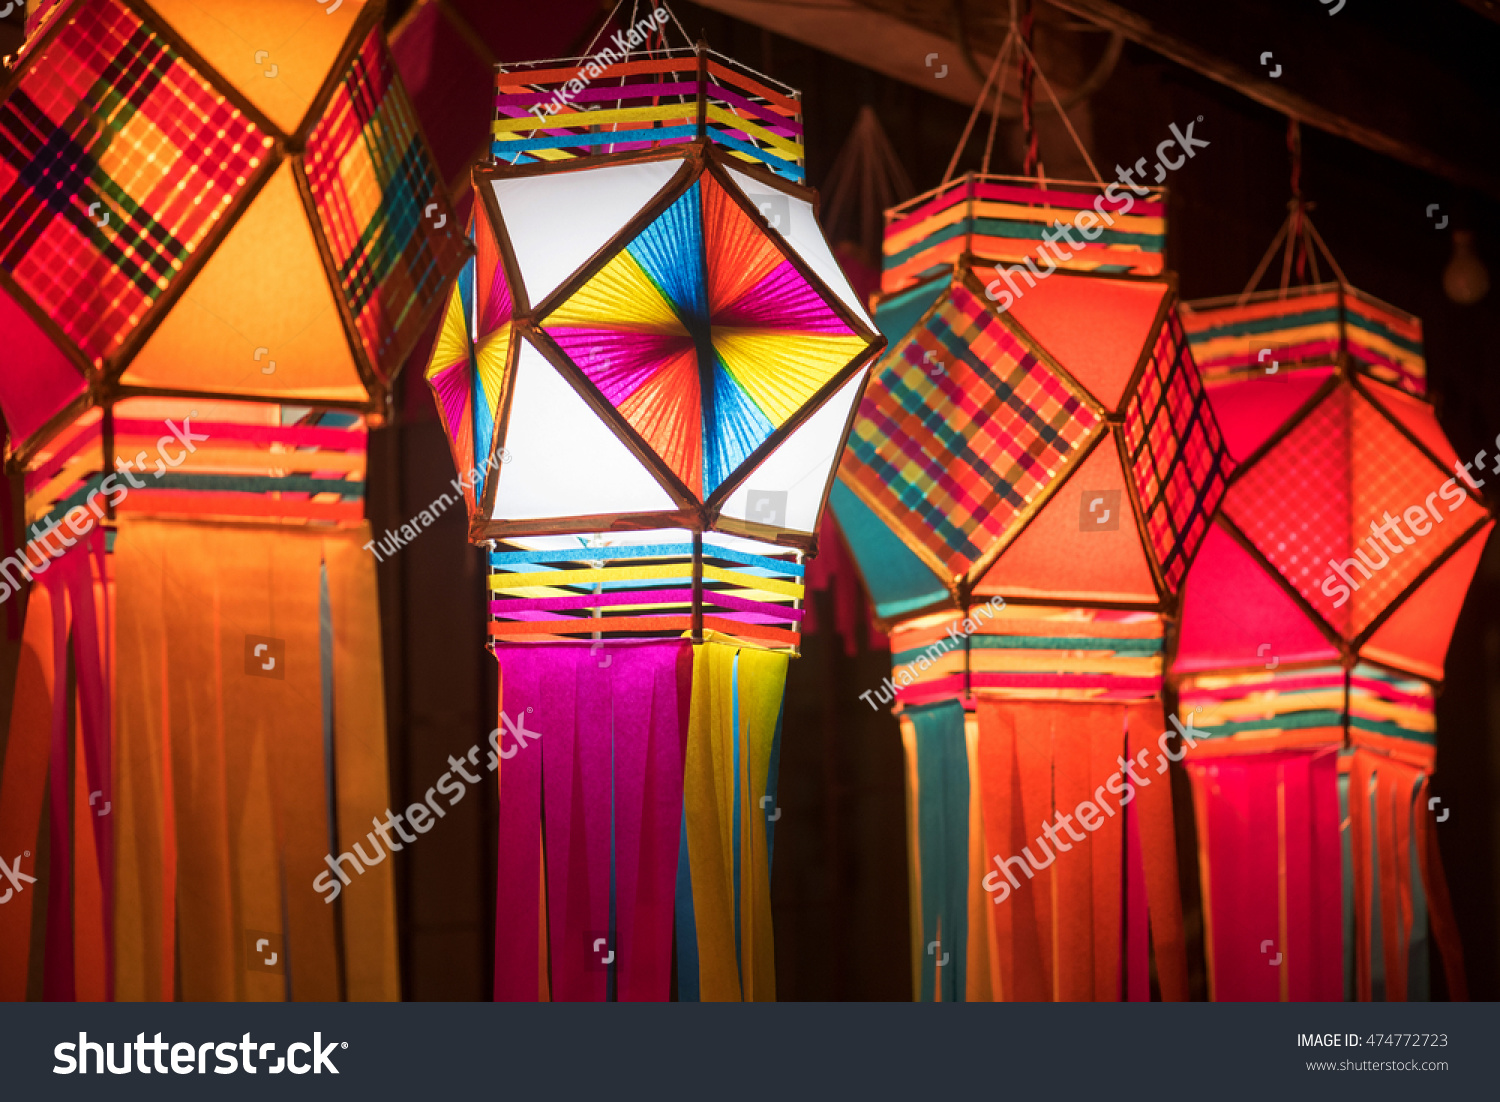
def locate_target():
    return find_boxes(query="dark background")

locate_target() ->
[8,0,1488,1002]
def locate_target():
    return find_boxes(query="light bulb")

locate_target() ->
[1443,230,1490,305]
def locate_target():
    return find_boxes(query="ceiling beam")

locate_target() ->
[1040,0,1500,200]
[693,0,1500,202]
[689,0,989,106]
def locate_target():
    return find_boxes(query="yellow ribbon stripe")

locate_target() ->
[705,105,803,160]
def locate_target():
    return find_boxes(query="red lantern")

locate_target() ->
[1173,195,1490,1001]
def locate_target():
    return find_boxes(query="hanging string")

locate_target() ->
[979,34,1018,176]
[1283,118,1307,291]
[1013,31,1103,184]
[522,0,626,144]
[583,0,629,60]
[823,106,915,262]
[1304,215,1349,284]
[939,2,1103,187]
[939,25,1015,187]
[655,0,695,51]
[1288,118,1302,205]
[1288,118,1327,286]
[1239,115,1349,303]
[649,0,665,53]
[1019,1,1038,176]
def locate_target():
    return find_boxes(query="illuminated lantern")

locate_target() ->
[1174,212,1490,1001]
[0,0,462,1001]
[423,33,884,1000]
[832,171,1233,1001]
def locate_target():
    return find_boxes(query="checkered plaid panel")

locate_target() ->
[0,0,267,366]
[305,28,461,379]
[839,279,1100,579]
[1123,313,1232,593]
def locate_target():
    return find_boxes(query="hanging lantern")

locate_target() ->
[1173,201,1490,1002]
[423,24,884,1000]
[0,0,462,1001]
[831,161,1234,1001]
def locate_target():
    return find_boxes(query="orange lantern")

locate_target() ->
[0,0,462,1002]
[833,166,1233,1001]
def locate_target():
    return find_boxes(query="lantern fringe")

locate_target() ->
[1345,750,1466,1001]
[900,697,1187,1001]
[677,639,786,1001]
[1185,745,1344,1001]
[111,519,398,1001]
[0,519,400,1001]
[1183,742,1465,1001]
[492,635,786,1001]
[0,532,112,1001]
[492,639,692,1001]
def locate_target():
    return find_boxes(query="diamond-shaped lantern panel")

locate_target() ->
[1175,285,1494,692]
[0,0,464,466]
[426,148,884,548]
[833,176,1234,622]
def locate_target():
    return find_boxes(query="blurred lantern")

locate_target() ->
[424,19,883,1001]
[1173,168,1490,1001]
[0,0,462,1001]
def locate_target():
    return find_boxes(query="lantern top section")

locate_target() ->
[492,40,805,184]
[881,173,1166,299]
[0,0,464,467]
[1180,281,1426,398]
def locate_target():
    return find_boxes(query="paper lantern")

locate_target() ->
[0,0,460,1002]
[831,173,1235,1001]
[0,0,463,455]
[423,39,884,1000]
[1174,280,1491,1001]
